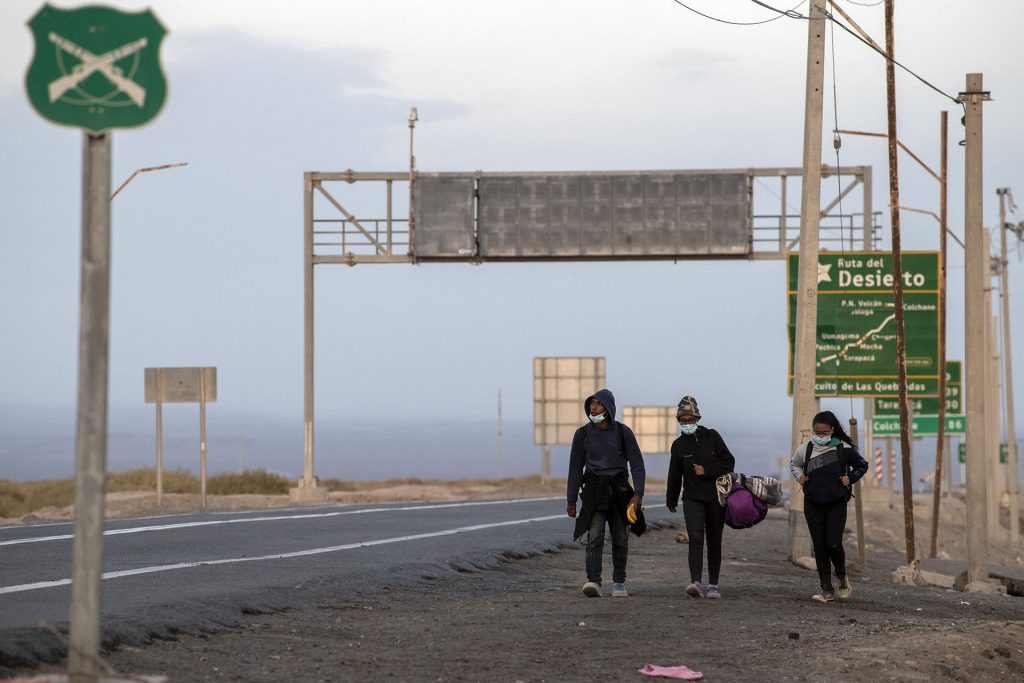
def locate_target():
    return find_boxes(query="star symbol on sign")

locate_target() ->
[817,262,832,284]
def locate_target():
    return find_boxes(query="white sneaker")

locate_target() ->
[612,582,628,598]
[582,581,601,597]
[685,581,703,598]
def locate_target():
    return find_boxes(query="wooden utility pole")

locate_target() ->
[883,0,916,564]
[930,111,949,557]
[988,303,1001,542]
[788,0,827,562]
[960,73,991,586]
[997,188,1020,547]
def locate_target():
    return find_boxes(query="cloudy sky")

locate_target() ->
[1,1,1022,477]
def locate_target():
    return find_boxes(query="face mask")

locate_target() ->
[812,433,832,446]
[680,424,697,435]
[589,413,606,424]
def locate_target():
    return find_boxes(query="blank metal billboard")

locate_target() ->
[479,172,750,258]
[620,406,677,455]
[533,356,606,446]
[412,175,476,257]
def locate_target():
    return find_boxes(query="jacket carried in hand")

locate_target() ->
[666,425,735,506]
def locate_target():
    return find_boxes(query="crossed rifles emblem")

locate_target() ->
[47,32,148,107]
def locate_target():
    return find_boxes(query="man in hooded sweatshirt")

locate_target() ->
[566,389,645,598]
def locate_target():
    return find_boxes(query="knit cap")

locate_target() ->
[676,395,701,419]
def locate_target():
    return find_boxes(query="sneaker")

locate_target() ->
[811,590,836,604]
[685,581,703,598]
[706,585,721,599]
[612,582,628,598]
[837,575,853,600]
[582,581,601,597]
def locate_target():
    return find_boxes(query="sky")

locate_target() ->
[1,1,1023,481]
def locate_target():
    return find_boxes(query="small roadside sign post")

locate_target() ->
[25,5,167,682]
[144,367,218,507]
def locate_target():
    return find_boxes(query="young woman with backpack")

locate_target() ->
[790,410,869,603]
[665,395,735,599]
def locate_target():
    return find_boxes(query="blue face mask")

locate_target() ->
[680,424,697,435]
[812,433,832,446]
[589,413,607,424]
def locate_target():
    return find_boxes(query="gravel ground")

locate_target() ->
[4,506,1022,682]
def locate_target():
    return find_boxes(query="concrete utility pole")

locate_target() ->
[850,418,866,566]
[930,111,949,558]
[788,0,827,562]
[883,0,916,565]
[997,188,1020,547]
[960,73,990,587]
[68,132,112,683]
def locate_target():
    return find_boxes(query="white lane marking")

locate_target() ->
[0,497,562,547]
[0,514,564,595]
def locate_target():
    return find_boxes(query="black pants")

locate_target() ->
[804,498,848,591]
[682,498,725,585]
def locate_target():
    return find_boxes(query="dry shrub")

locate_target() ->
[0,480,28,518]
[207,470,290,495]
[108,468,199,494]
[0,477,75,518]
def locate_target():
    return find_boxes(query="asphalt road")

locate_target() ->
[0,497,671,665]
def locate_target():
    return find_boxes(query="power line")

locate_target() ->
[668,0,805,26]
[749,0,962,106]
[845,0,883,7]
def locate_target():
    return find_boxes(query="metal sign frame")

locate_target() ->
[297,164,875,497]
[144,367,217,507]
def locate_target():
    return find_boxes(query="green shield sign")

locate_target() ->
[26,4,167,132]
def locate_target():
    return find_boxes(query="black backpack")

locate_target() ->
[805,440,853,498]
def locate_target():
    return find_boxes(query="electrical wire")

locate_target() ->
[749,0,962,107]
[668,0,805,26]
[844,0,883,7]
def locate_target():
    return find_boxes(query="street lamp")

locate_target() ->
[110,161,188,200]
[407,108,418,256]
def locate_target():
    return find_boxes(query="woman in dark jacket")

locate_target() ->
[790,410,869,603]
[666,395,735,599]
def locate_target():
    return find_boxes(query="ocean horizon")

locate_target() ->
[0,405,991,492]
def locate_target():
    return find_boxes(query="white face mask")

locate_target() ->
[589,413,607,424]
[812,433,833,446]
[679,424,697,435]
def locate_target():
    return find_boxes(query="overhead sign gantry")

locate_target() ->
[294,164,875,500]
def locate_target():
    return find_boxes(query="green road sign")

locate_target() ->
[873,360,961,415]
[871,414,965,437]
[788,252,940,397]
[26,4,167,132]
[959,442,1015,464]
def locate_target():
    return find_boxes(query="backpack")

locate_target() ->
[722,474,769,529]
[577,420,628,459]
[805,440,854,499]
